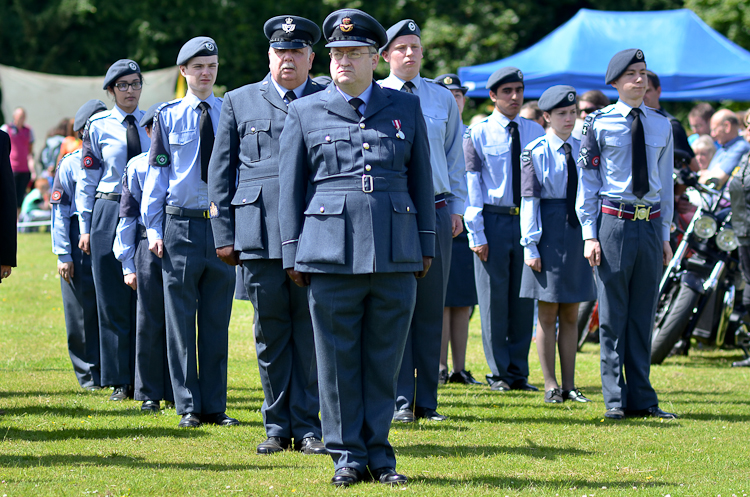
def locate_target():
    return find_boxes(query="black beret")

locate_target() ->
[435,73,468,94]
[264,15,321,49]
[380,19,420,54]
[139,102,163,128]
[605,48,646,85]
[323,9,387,49]
[538,85,577,112]
[176,36,218,66]
[74,100,107,132]
[103,60,140,90]
[486,66,523,92]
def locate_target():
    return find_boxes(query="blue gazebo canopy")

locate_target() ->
[458,9,750,101]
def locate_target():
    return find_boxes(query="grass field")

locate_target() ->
[1,232,750,496]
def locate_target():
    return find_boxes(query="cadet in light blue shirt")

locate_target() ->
[379,19,466,423]
[576,48,676,421]
[50,99,106,391]
[141,36,237,429]
[75,60,150,401]
[464,66,545,393]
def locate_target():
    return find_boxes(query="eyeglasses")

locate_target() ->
[579,106,597,115]
[330,50,370,61]
[114,81,143,92]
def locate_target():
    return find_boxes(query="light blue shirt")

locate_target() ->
[464,110,546,247]
[520,132,580,259]
[113,152,148,275]
[575,100,674,241]
[379,73,467,215]
[708,135,750,175]
[75,105,150,234]
[270,77,307,104]
[336,82,374,115]
[141,92,222,243]
[51,150,82,264]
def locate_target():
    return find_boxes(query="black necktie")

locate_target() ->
[124,115,141,162]
[401,81,416,94]
[562,142,580,228]
[508,121,521,206]
[349,97,364,118]
[284,90,297,104]
[631,107,649,198]
[198,102,214,183]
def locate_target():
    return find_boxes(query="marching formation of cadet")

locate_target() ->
[50,6,678,487]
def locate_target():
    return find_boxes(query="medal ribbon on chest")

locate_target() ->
[393,120,405,139]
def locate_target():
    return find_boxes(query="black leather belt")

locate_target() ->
[164,205,210,218]
[95,192,121,201]
[314,175,408,193]
[483,203,519,216]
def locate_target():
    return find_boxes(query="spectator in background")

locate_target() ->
[1,107,35,218]
[688,102,715,146]
[19,177,52,231]
[39,119,69,189]
[572,90,609,139]
[701,109,750,187]
[520,101,546,129]
[691,135,716,176]
[57,118,81,165]
[1,129,16,286]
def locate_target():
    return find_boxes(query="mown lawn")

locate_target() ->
[1,232,749,496]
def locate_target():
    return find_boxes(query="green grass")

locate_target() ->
[1,232,750,496]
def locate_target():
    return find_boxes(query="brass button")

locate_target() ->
[319,206,325,213]
[406,206,410,212]
[359,123,365,129]
[250,127,256,132]
[363,143,370,150]
[325,135,331,142]
[365,165,371,171]
[242,198,247,203]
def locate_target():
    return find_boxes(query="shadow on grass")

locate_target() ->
[1,426,211,441]
[396,415,682,428]
[0,454,284,472]
[416,474,675,491]
[397,441,592,459]
[676,412,750,422]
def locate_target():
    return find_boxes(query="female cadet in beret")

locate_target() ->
[75,59,150,401]
[519,85,596,404]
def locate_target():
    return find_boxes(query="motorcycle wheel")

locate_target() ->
[577,300,597,351]
[651,284,701,365]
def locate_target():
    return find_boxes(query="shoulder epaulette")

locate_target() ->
[88,109,111,123]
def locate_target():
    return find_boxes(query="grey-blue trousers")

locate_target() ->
[61,218,100,388]
[474,211,534,383]
[242,260,320,441]
[90,197,136,386]
[595,213,660,410]
[309,272,416,473]
[395,206,452,411]
[162,214,234,415]
[134,229,173,402]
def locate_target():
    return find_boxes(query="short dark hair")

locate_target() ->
[689,102,714,123]
[645,70,660,90]
[579,90,609,109]
[521,100,543,120]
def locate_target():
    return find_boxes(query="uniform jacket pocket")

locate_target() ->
[239,119,272,163]
[297,195,346,265]
[390,193,422,263]
[231,184,264,251]
[308,128,352,175]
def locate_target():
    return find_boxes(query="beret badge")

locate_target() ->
[340,17,354,33]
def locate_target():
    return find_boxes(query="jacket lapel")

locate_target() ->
[260,73,288,113]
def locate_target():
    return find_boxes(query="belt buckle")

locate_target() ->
[203,210,210,219]
[633,205,651,221]
[510,206,519,215]
[362,174,374,193]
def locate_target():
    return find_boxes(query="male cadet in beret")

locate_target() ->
[50,99,106,391]
[114,102,174,414]
[576,48,676,420]
[141,37,238,428]
[278,8,434,487]
[464,67,545,392]
[208,15,326,455]
[378,19,467,423]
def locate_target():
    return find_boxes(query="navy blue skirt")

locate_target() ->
[444,230,478,307]
[519,200,596,303]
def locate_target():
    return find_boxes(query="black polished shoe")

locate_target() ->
[438,369,449,385]
[109,385,132,401]
[511,380,539,391]
[178,413,201,428]
[370,467,408,485]
[604,407,624,420]
[544,388,563,404]
[563,388,592,403]
[488,378,511,391]
[202,412,240,426]
[141,400,160,413]
[392,408,416,423]
[732,356,750,367]
[449,369,482,385]
[415,406,447,421]
[331,467,362,487]
[627,406,678,419]
[257,436,291,454]
[294,437,327,455]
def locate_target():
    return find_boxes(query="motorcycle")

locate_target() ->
[650,170,750,364]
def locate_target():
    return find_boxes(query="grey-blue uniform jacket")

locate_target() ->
[278,83,436,274]
[208,73,324,259]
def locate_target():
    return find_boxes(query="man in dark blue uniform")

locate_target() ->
[278,9,435,487]
[208,15,326,455]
